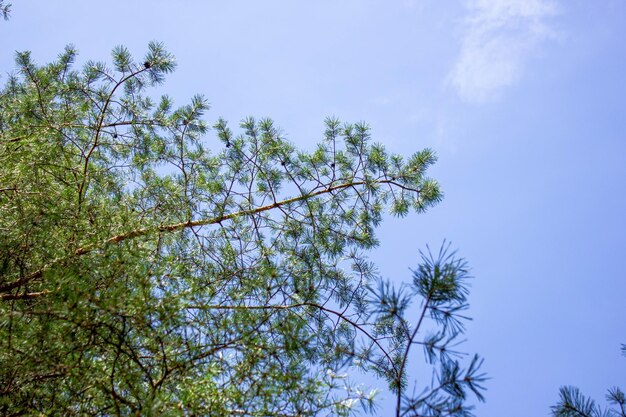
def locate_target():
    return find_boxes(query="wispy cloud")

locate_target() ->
[448,0,560,103]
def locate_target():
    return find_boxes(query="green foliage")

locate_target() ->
[552,386,626,417]
[552,346,626,417]
[365,243,487,417]
[0,45,483,416]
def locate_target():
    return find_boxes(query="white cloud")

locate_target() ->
[448,0,560,103]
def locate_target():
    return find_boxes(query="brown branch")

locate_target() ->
[188,300,398,375]
[0,178,418,299]
[0,289,51,301]
[396,294,433,417]
[77,66,150,208]
[102,179,395,247]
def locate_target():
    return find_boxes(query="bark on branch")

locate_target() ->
[0,178,414,300]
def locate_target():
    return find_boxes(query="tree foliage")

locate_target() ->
[552,346,626,417]
[0,44,485,416]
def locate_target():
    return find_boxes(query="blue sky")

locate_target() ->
[2,1,625,415]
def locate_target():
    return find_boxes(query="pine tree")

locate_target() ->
[0,44,485,416]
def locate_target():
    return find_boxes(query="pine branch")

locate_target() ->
[552,386,603,417]
[0,177,417,299]
[76,66,151,209]
[0,1,10,21]
[0,289,51,301]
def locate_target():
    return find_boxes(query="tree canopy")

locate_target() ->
[0,44,485,416]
